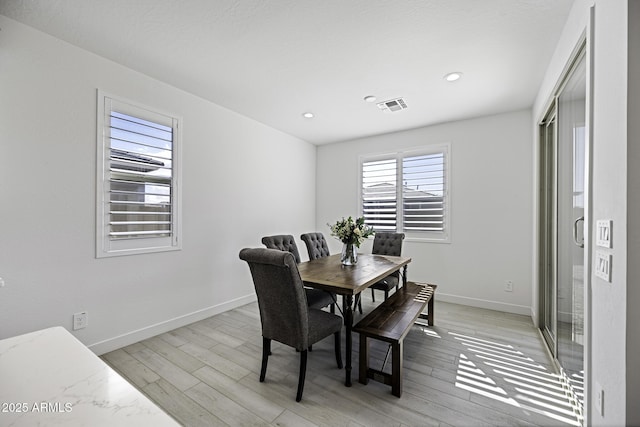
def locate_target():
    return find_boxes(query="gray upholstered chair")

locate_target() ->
[260,234,302,263]
[300,232,331,260]
[300,232,361,314]
[262,235,335,311]
[370,232,405,301]
[239,248,343,402]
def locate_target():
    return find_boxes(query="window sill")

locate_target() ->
[404,236,451,244]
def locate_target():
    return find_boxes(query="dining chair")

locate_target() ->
[239,248,343,402]
[261,235,335,311]
[370,232,405,302]
[300,232,331,260]
[300,232,361,314]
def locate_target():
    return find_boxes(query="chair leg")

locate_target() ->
[334,331,343,369]
[384,289,389,300]
[330,303,335,314]
[355,294,363,314]
[260,337,271,382]
[371,288,376,302]
[296,350,308,402]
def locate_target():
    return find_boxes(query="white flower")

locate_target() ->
[328,216,375,248]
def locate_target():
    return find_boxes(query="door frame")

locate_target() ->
[536,34,592,423]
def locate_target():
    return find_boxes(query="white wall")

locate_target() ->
[316,110,534,315]
[533,0,639,425]
[590,3,629,424]
[626,1,640,424]
[0,16,317,354]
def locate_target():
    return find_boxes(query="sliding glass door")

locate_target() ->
[539,45,586,415]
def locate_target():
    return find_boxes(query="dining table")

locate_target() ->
[297,253,411,386]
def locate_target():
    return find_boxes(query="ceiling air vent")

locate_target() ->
[377,97,407,112]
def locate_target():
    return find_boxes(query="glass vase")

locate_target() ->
[341,242,358,265]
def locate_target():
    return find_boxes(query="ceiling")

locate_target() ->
[0,0,574,145]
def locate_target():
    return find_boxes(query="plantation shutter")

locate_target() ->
[361,158,397,231]
[402,153,445,232]
[108,110,174,240]
[97,92,181,257]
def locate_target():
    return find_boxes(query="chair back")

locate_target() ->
[372,232,405,277]
[239,248,309,349]
[372,232,405,256]
[261,235,301,263]
[300,232,331,260]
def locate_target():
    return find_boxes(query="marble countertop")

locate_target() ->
[0,327,179,426]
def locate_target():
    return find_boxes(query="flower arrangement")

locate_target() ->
[328,216,375,248]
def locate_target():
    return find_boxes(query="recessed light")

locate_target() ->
[302,112,314,119]
[444,72,463,82]
[364,95,377,103]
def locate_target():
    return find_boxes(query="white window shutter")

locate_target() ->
[97,92,181,257]
[402,153,445,232]
[360,145,450,242]
[361,158,397,231]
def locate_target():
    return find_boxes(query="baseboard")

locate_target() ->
[88,294,257,355]
[437,293,531,317]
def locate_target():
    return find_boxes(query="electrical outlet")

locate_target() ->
[73,312,88,330]
[505,280,513,292]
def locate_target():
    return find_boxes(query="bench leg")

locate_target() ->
[391,341,402,397]
[359,335,369,385]
[427,294,435,326]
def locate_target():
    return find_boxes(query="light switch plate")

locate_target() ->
[595,251,611,282]
[596,220,612,248]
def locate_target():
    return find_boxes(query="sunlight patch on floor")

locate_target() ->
[417,325,441,338]
[451,332,582,426]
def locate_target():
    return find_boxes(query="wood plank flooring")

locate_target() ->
[101,293,582,426]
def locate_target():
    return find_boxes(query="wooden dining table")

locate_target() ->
[297,253,411,386]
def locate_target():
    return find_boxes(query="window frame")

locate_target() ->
[359,144,451,243]
[96,90,182,258]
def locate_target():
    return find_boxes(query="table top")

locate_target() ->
[298,253,411,295]
[0,327,179,427]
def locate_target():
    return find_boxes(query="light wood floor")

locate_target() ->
[101,293,582,427]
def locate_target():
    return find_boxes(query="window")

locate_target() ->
[96,91,181,257]
[360,145,450,242]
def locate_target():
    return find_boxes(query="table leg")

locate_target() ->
[402,265,408,286]
[344,294,353,387]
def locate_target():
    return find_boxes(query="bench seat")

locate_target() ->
[353,281,437,397]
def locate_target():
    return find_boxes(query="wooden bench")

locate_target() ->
[353,281,437,397]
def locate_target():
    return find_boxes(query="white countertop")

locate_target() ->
[0,327,179,426]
